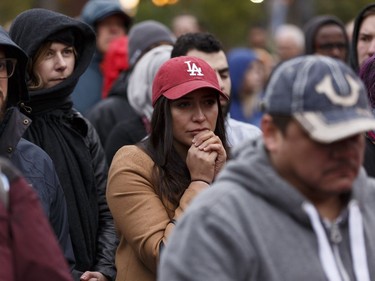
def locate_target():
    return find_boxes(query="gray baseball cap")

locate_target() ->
[262,55,375,143]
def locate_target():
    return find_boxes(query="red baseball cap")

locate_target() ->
[152,56,228,106]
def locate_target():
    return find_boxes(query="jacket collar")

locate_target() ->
[0,107,31,158]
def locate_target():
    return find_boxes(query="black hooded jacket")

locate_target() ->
[9,9,117,281]
[350,3,375,73]
[304,15,349,62]
[0,26,75,268]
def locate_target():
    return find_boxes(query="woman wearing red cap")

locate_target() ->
[107,56,229,281]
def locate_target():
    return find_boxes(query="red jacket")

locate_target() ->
[100,35,129,99]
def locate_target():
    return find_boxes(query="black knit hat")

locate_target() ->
[46,28,75,47]
[128,20,175,66]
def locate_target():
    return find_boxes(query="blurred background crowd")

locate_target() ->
[0,0,369,51]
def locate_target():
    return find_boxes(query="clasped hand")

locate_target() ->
[186,130,226,183]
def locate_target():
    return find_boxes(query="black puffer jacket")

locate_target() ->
[9,9,117,280]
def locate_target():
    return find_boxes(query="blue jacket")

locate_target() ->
[3,108,75,269]
[227,48,263,127]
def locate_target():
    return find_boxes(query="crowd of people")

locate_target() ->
[1,1,375,281]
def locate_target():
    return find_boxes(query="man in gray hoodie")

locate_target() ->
[158,55,375,281]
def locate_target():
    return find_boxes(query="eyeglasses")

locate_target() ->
[0,58,17,79]
[316,43,347,51]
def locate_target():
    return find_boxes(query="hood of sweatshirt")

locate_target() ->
[304,15,349,62]
[9,8,96,112]
[227,47,258,103]
[217,137,372,225]
[189,136,374,280]
[127,44,172,121]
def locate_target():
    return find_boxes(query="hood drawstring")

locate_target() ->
[303,202,341,281]
[302,201,370,281]
[349,200,371,281]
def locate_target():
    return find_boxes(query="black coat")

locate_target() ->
[9,8,117,280]
[86,70,134,148]
[105,115,148,164]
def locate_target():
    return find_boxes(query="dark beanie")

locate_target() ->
[128,20,175,66]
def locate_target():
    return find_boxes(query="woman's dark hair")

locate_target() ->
[140,94,228,207]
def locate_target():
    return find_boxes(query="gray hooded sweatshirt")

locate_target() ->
[158,137,375,281]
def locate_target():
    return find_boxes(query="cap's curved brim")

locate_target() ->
[294,109,375,143]
[162,80,228,102]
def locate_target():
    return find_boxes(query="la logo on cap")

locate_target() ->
[184,60,204,77]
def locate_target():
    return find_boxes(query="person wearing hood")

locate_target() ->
[304,15,349,63]
[158,56,375,280]
[71,0,132,115]
[349,3,375,73]
[86,20,175,150]
[227,47,266,128]
[9,8,117,281]
[0,25,75,271]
